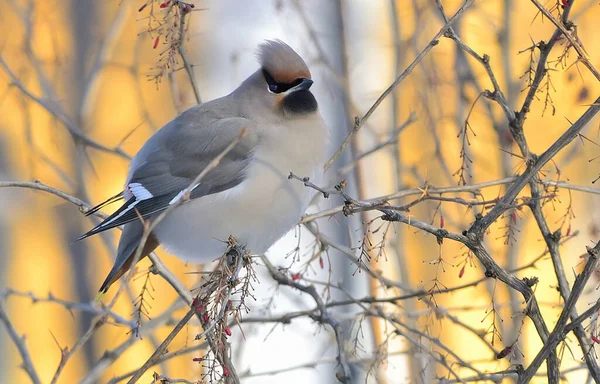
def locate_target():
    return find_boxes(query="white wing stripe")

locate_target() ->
[129,182,153,200]
[169,184,200,205]
[99,200,140,228]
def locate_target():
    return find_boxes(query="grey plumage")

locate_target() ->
[82,40,328,295]
[79,107,257,238]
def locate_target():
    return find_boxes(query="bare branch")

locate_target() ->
[324,0,474,171]
[0,301,41,384]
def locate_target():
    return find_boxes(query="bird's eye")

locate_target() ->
[262,69,281,93]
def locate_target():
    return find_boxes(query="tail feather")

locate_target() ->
[78,197,139,241]
[86,191,124,217]
[95,227,160,300]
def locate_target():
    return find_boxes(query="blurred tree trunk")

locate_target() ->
[0,137,9,382]
[306,0,369,381]
[60,0,99,370]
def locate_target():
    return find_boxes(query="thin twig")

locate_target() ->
[0,301,41,384]
[324,0,474,171]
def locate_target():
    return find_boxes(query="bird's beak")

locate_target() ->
[294,78,313,91]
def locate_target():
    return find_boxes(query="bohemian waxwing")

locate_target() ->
[80,40,328,296]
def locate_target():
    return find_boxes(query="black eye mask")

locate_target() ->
[262,69,303,94]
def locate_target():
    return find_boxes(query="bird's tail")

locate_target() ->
[95,222,160,300]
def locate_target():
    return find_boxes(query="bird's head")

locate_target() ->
[254,40,317,117]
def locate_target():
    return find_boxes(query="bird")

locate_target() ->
[80,40,328,298]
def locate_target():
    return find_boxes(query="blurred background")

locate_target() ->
[0,0,599,383]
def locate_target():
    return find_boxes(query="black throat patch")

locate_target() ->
[282,90,318,115]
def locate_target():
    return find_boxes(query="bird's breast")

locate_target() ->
[228,124,325,225]
[154,117,327,261]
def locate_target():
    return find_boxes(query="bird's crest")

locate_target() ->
[257,40,311,84]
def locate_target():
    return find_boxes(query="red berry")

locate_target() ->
[224,327,232,336]
[291,273,301,281]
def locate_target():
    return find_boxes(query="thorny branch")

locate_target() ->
[435,1,600,380]
[128,241,250,384]
[518,241,600,383]
[324,0,474,171]
[140,0,202,103]
[261,256,353,383]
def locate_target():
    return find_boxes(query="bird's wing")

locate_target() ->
[79,108,256,240]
